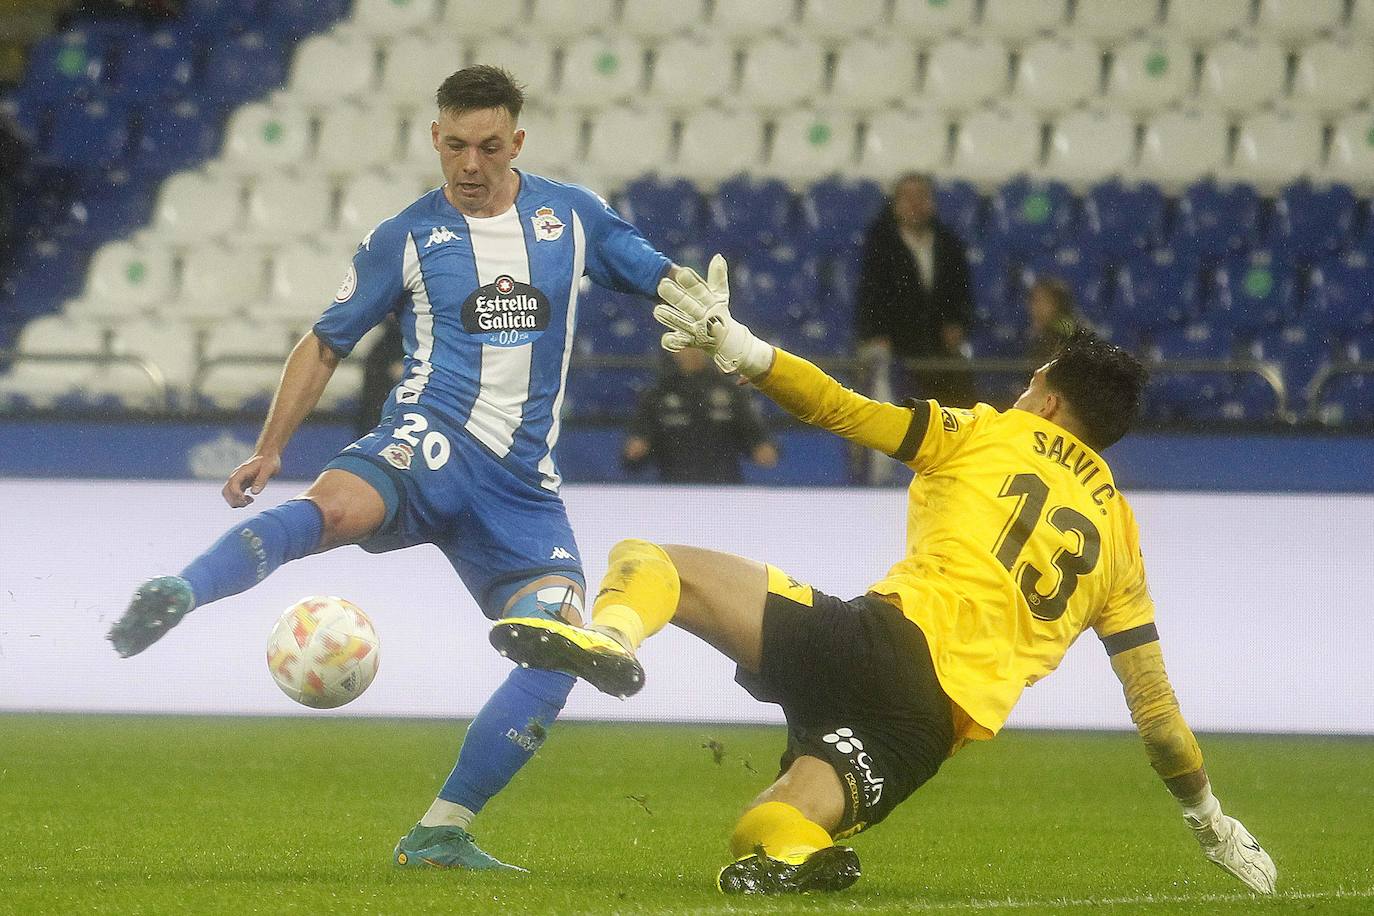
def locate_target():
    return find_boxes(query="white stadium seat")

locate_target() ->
[529,0,615,37]
[710,0,794,41]
[178,246,268,317]
[1046,108,1137,187]
[1230,110,1324,190]
[220,103,312,175]
[1105,35,1193,112]
[315,104,403,175]
[82,362,167,409]
[265,243,352,324]
[110,319,200,391]
[466,37,556,98]
[1291,40,1374,114]
[676,109,765,185]
[511,107,584,181]
[889,0,976,41]
[619,0,707,40]
[765,110,858,187]
[203,320,296,364]
[288,34,375,104]
[1013,37,1103,113]
[1137,108,1231,189]
[81,240,174,314]
[952,106,1043,185]
[349,0,439,38]
[646,39,735,110]
[1255,0,1345,44]
[337,170,421,241]
[584,108,675,186]
[922,38,1010,112]
[197,363,284,410]
[856,107,949,179]
[799,0,887,42]
[1199,37,1288,112]
[828,39,920,111]
[738,37,827,110]
[1072,0,1161,44]
[377,35,465,109]
[440,0,523,33]
[558,37,644,108]
[244,172,335,245]
[316,361,365,411]
[1164,0,1252,44]
[152,169,243,240]
[0,361,91,409]
[17,315,107,356]
[979,0,1067,44]
[1353,0,1374,38]
[1327,111,1374,189]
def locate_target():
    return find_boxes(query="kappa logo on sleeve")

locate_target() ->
[531,206,565,241]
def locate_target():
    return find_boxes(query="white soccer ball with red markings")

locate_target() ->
[266,597,380,709]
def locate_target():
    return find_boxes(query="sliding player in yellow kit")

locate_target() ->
[491,256,1277,897]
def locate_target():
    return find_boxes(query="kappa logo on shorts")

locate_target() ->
[531,206,565,241]
[549,546,577,561]
[381,442,413,470]
[823,728,885,805]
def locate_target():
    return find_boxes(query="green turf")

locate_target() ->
[1,716,1370,915]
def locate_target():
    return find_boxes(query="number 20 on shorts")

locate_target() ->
[392,412,452,470]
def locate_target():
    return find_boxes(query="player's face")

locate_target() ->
[432,106,525,217]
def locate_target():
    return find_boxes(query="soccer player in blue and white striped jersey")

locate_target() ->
[108,66,685,871]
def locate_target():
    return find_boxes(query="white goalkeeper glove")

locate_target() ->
[1182,792,1276,895]
[654,254,774,378]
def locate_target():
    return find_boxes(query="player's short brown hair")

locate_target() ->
[1044,328,1148,451]
[436,65,525,120]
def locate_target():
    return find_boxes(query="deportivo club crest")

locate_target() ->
[531,206,565,241]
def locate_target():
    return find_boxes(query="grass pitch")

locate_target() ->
[1,716,1370,915]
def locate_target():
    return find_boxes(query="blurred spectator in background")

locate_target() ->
[0,110,26,270]
[623,347,778,484]
[855,172,976,407]
[354,316,403,436]
[57,0,181,29]
[1024,276,1079,366]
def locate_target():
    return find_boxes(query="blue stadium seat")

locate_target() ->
[1020,244,1109,323]
[577,289,660,356]
[199,33,287,107]
[1114,248,1202,330]
[1171,180,1262,259]
[1152,322,1233,361]
[1219,375,1281,422]
[619,177,704,251]
[132,99,223,174]
[1,239,91,318]
[1212,249,1296,332]
[65,167,158,242]
[21,32,112,101]
[738,250,822,331]
[177,0,263,34]
[1344,328,1374,362]
[1309,251,1374,334]
[988,178,1076,255]
[1143,371,1231,423]
[742,430,849,486]
[1249,324,1329,405]
[707,176,796,255]
[933,179,982,242]
[801,176,886,256]
[1314,372,1374,426]
[261,0,351,39]
[1081,180,1168,257]
[113,30,199,102]
[968,323,1023,358]
[45,98,132,168]
[1267,181,1358,263]
[772,313,852,358]
[564,366,655,416]
[967,242,1014,326]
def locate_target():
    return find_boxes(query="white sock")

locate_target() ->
[420,798,475,830]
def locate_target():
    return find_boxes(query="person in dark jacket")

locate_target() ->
[854,172,976,406]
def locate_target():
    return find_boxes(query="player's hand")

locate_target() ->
[654,255,773,377]
[223,453,282,508]
[1185,809,1276,895]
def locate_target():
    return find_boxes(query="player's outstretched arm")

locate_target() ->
[224,331,340,508]
[1110,641,1277,895]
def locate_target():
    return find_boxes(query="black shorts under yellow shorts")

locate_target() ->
[734,572,954,837]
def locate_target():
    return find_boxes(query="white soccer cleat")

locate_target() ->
[1186,812,1277,895]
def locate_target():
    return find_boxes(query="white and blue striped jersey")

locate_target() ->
[314,171,670,491]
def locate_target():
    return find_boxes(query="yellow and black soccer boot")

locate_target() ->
[490,617,644,698]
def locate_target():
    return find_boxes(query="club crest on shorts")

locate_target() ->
[381,442,413,470]
[531,206,565,241]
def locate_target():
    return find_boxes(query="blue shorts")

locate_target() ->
[324,404,583,618]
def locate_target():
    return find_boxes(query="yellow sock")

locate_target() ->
[590,539,680,651]
[729,802,833,864]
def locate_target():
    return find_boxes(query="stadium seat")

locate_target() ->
[1082,180,1167,256]
[988,178,1076,254]
[966,243,1014,326]
[799,0,887,41]
[377,35,466,109]
[1022,244,1109,319]
[1136,108,1231,190]
[260,243,349,326]
[764,111,857,187]
[584,108,675,187]
[178,0,261,34]
[676,109,765,186]
[1326,112,1374,189]
[528,0,615,37]
[1267,182,1357,262]
[244,172,335,245]
[1290,40,1374,113]
[179,245,268,318]
[710,0,794,41]
[979,0,1067,43]
[1115,247,1203,328]
[1249,323,1329,405]
[888,0,974,40]
[110,318,200,391]
[1353,0,1374,38]
[114,30,196,102]
[1309,251,1374,332]
[202,320,295,368]
[337,170,423,242]
[466,37,556,98]
[1213,249,1295,332]
[1255,0,1345,44]
[736,250,823,330]
[21,31,109,101]
[558,37,644,109]
[1046,108,1136,188]
[196,362,286,410]
[1230,110,1324,191]
[261,0,350,40]
[1163,0,1252,43]
[201,32,288,108]
[1199,37,1288,112]
[314,104,402,175]
[1218,373,1282,422]
[1146,329,1234,420]
[645,39,736,110]
[855,107,949,180]
[620,0,707,40]
[287,33,374,104]
[1171,180,1261,258]
[801,177,887,256]
[133,100,223,175]
[79,239,171,318]
[440,0,524,33]
[507,107,583,181]
[1072,0,1161,43]
[738,38,827,111]
[619,177,703,250]
[1152,321,1233,359]
[62,167,157,243]
[220,103,312,175]
[922,38,1010,111]
[46,98,130,168]
[1314,371,1374,425]
[0,360,92,410]
[1104,35,1193,112]
[16,314,107,357]
[151,169,243,241]
[951,107,1042,187]
[828,39,919,111]
[576,292,660,357]
[349,0,440,38]
[933,179,984,241]
[1013,37,1103,113]
[706,176,794,254]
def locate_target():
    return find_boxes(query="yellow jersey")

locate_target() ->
[755,349,1157,743]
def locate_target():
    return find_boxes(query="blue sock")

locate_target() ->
[179,499,324,608]
[438,666,575,815]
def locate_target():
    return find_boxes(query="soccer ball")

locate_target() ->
[266,597,380,709]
